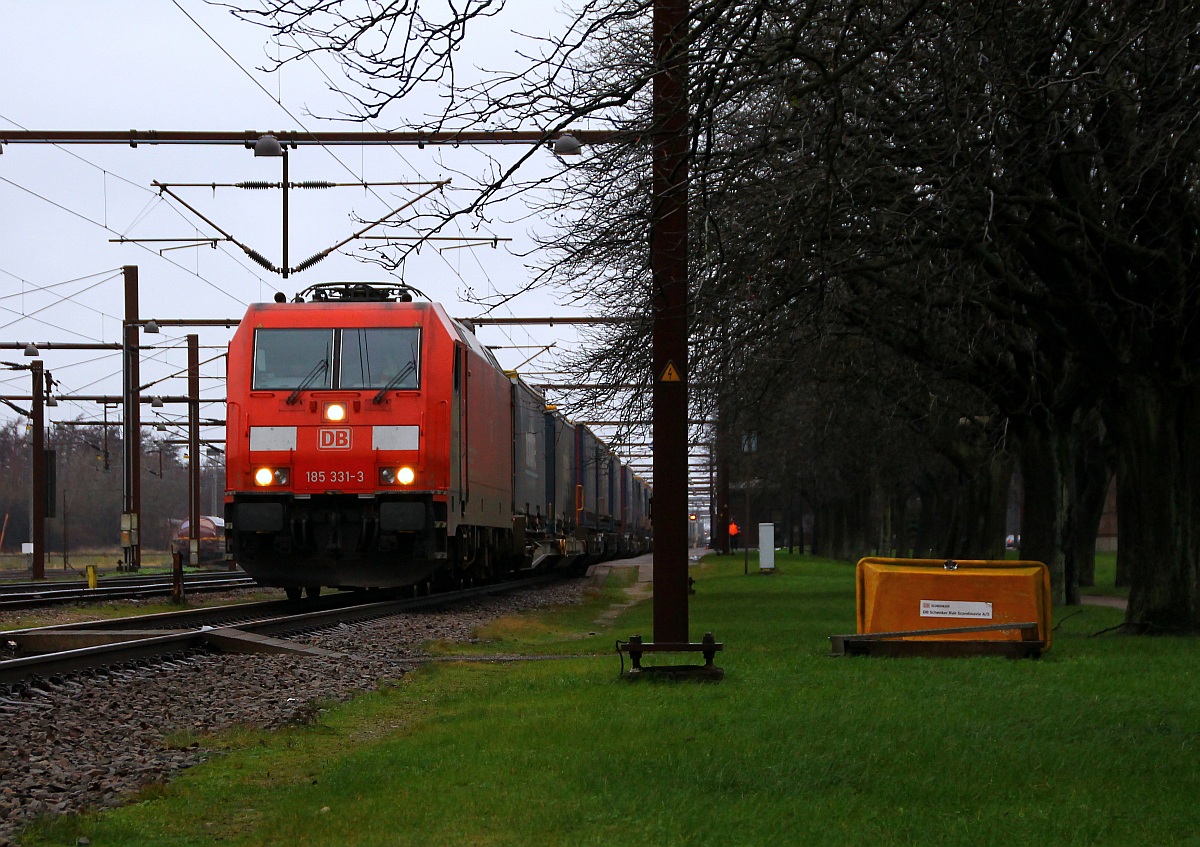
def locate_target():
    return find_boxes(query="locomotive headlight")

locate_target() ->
[253,466,290,487]
[379,466,416,486]
[323,402,347,423]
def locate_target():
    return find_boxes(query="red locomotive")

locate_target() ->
[224,282,650,599]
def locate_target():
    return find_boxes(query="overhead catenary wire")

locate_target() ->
[0,174,254,305]
[0,271,120,334]
[177,2,564,395]
[166,4,508,293]
[265,13,546,359]
[171,1,430,225]
[0,111,264,302]
[0,268,124,341]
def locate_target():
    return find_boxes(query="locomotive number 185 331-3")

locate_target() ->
[304,470,366,484]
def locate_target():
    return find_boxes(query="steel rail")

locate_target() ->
[0,574,561,685]
[0,570,247,592]
[0,574,257,611]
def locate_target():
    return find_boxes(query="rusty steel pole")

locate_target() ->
[30,360,46,580]
[651,0,690,645]
[122,266,142,571]
[188,334,201,571]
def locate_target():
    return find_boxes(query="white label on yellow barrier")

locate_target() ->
[920,600,993,619]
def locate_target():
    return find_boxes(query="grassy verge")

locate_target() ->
[20,554,1200,847]
[0,551,176,574]
[1085,551,1128,599]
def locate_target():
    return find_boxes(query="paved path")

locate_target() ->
[592,548,709,584]
[1081,594,1128,610]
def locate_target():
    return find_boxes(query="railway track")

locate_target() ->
[0,570,259,611]
[0,573,560,686]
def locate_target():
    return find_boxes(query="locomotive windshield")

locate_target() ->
[253,329,334,390]
[341,328,421,389]
[252,327,420,391]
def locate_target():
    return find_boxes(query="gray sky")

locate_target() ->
[0,1,597,441]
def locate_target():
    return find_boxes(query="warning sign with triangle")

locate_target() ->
[660,361,682,382]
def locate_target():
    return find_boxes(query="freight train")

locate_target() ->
[223,282,651,599]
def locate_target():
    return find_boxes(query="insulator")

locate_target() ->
[245,249,277,271]
[235,181,277,190]
[294,181,336,190]
[292,252,328,273]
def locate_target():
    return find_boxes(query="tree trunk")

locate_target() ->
[1115,485,1133,587]
[892,489,911,557]
[1072,414,1112,588]
[956,453,1013,560]
[1014,414,1079,605]
[1105,380,1200,633]
[785,487,794,554]
[810,500,822,558]
[877,486,892,557]
[913,473,954,559]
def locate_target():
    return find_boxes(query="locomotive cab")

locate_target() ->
[225,284,477,592]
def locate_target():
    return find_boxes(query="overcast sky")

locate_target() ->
[0,1,604,447]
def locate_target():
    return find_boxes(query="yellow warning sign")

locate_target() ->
[660,361,682,382]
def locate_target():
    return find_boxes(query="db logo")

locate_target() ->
[318,428,352,450]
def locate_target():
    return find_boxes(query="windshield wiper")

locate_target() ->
[286,358,329,405]
[372,360,418,404]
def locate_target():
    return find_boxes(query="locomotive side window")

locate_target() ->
[253,329,335,390]
[340,328,421,390]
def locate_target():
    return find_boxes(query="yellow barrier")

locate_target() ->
[838,557,1052,657]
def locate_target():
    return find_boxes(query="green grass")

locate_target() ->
[1085,551,1128,599]
[0,551,176,573]
[18,553,1200,847]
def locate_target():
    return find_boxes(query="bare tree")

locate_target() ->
[218,0,1200,631]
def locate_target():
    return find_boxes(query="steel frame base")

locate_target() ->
[829,622,1045,659]
[618,632,724,681]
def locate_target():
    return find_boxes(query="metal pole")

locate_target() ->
[122,266,142,571]
[651,0,689,645]
[30,360,46,580]
[708,444,716,549]
[281,147,289,278]
[0,128,624,148]
[62,488,69,570]
[188,334,201,571]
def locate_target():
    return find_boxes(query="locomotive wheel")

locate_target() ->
[285,586,303,601]
[305,585,321,599]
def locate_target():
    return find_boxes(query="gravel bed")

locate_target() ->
[0,578,594,846]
